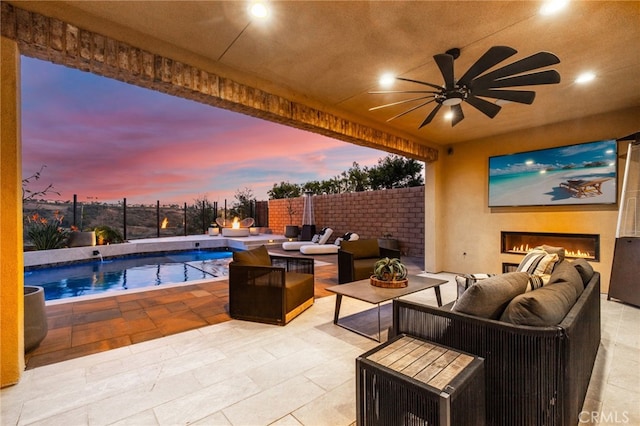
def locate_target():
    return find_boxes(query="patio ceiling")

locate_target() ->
[9,1,640,151]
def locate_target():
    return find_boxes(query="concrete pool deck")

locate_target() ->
[22,235,376,370]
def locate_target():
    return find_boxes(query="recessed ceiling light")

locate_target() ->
[379,73,395,87]
[249,1,269,19]
[575,71,596,84]
[539,0,569,16]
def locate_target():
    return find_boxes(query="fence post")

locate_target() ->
[73,194,77,227]
[184,202,187,236]
[202,200,206,234]
[156,200,160,238]
[123,198,127,241]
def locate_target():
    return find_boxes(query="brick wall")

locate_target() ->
[268,186,424,257]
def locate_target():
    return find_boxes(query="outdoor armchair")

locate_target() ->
[229,245,315,325]
[338,238,401,284]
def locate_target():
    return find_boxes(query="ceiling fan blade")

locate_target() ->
[369,95,436,111]
[369,90,439,94]
[386,99,437,122]
[471,89,536,104]
[475,70,561,89]
[471,52,560,87]
[465,95,502,118]
[451,104,464,127]
[419,103,442,128]
[396,77,443,91]
[458,46,518,85]
[434,54,455,89]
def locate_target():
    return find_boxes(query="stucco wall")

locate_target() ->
[429,107,640,293]
[268,186,425,257]
[1,36,25,387]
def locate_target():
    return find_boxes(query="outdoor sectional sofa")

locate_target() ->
[391,257,601,426]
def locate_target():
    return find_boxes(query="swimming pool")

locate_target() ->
[24,249,234,301]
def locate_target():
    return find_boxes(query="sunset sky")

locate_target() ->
[21,56,387,205]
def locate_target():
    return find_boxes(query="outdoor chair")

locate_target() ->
[228,245,315,325]
[338,238,401,284]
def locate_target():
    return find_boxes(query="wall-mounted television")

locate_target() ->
[488,139,617,207]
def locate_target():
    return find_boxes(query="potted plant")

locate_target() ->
[284,197,299,238]
[67,225,96,247]
[94,225,124,244]
[371,257,408,288]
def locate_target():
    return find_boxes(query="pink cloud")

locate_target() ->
[21,57,390,205]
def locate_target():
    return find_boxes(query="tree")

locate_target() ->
[22,165,60,203]
[368,155,424,190]
[186,196,216,234]
[268,154,424,198]
[231,187,256,218]
[267,181,301,199]
[344,162,369,192]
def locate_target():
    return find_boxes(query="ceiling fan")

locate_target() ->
[370,46,561,127]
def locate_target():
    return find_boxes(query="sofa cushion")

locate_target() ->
[452,272,530,319]
[232,245,271,266]
[571,258,595,287]
[353,258,376,281]
[455,273,496,299]
[500,260,583,326]
[341,239,380,259]
[547,260,584,299]
[500,282,577,326]
[284,272,314,313]
[516,249,559,275]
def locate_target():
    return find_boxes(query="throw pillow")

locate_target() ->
[232,245,271,266]
[526,274,551,292]
[534,245,566,262]
[452,272,530,319]
[516,249,559,275]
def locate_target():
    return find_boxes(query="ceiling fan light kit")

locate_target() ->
[370,45,561,127]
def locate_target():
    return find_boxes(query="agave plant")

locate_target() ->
[373,257,407,282]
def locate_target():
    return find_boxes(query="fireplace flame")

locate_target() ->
[510,245,593,259]
[232,217,240,229]
[161,217,169,229]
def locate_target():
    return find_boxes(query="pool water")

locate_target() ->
[24,249,234,301]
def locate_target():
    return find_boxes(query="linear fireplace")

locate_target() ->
[501,231,600,261]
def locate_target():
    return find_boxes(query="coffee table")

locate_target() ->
[326,275,447,342]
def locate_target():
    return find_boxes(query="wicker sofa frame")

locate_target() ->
[229,254,315,326]
[392,271,601,426]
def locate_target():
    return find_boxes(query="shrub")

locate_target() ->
[94,225,124,245]
[26,212,69,250]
